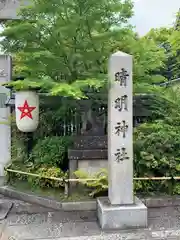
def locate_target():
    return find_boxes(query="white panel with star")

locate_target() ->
[15,91,39,132]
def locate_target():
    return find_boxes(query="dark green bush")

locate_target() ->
[30,136,72,168]
[9,106,72,190]
[134,119,180,194]
[27,166,68,189]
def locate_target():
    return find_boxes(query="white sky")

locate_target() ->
[132,0,180,35]
[0,0,180,36]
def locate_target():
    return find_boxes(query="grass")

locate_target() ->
[9,180,93,202]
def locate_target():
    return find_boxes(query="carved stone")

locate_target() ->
[68,149,107,160]
[73,136,107,149]
[68,99,107,178]
[79,100,105,136]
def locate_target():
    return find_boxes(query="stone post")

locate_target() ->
[97,51,147,230]
[108,51,133,205]
[0,55,11,186]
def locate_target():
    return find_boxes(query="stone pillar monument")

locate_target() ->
[0,55,11,186]
[97,51,147,230]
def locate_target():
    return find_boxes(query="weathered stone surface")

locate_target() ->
[2,186,180,215]
[97,51,147,230]
[68,149,107,160]
[0,186,62,210]
[36,231,180,240]
[0,193,180,240]
[2,221,100,239]
[143,196,180,208]
[62,201,97,211]
[148,206,180,230]
[0,201,12,220]
[68,135,108,176]
[108,51,133,205]
[73,136,107,150]
[97,197,147,230]
[10,200,53,214]
[78,159,107,175]
[4,210,97,226]
[69,159,78,189]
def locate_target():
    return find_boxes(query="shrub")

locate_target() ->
[30,136,72,168]
[75,116,180,197]
[74,169,108,197]
[133,119,180,194]
[27,166,68,188]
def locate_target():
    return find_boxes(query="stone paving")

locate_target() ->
[0,195,180,239]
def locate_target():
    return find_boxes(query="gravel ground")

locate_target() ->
[0,195,180,240]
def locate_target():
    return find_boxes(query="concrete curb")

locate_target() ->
[62,200,96,211]
[0,186,180,211]
[0,186,62,210]
[141,196,180,208]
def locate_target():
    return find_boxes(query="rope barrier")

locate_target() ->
[6,168,180,182]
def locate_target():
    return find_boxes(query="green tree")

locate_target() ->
[0,0,133,97]
[0,0,166,97]
[174,9,180,30]
[169,10,180,79]
[145,9,180,81]
[145,27,176,81]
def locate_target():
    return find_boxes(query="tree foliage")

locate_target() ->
[0,0,166,96]
[0,0,133,96]
[145,10,180,81]
[3,1,180,196]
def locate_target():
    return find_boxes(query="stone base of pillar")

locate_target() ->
[97,196,147,230]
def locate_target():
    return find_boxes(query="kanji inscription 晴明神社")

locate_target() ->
[109,53,134,203]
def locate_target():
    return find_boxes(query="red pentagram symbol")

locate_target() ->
[17,100,36,120]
